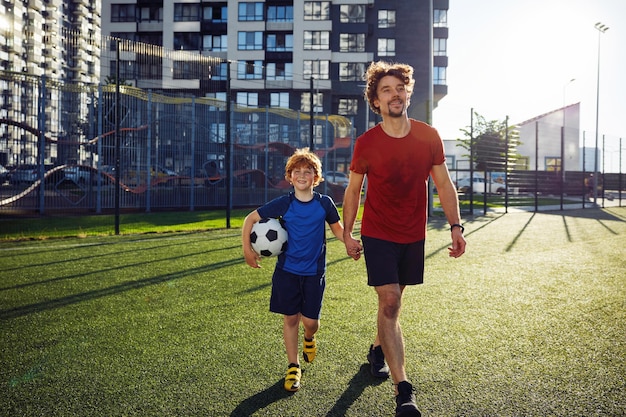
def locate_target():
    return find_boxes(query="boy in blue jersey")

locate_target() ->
[242,148,345,392]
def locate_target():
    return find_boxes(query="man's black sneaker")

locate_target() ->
[367,344,390,378]
[395,381,421,417]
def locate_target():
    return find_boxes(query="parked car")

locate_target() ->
[324,171,349,187]
[457,177,506,195]
[0,164,8,184]
[63,166,107,185]
[9,164,41,185]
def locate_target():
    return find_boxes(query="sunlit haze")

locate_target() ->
[432,0,625,142]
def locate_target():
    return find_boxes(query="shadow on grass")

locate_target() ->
[229,379,293,416]
[0,258,242,319]
[1,240,241,292]
[425,214,505,260]
[324,364,387,417]
[229,364,386,417]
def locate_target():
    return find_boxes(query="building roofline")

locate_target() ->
[517,102,581,126]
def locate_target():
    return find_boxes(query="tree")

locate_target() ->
[457,111,521,172]
[104,75,132,86]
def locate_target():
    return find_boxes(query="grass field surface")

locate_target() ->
[1,207,625,416]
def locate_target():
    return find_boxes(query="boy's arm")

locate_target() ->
[242,210,262,268]
[329,221,345,243]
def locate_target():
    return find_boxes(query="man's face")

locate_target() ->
[374,75,410,118]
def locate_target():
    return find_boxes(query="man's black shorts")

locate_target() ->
[362,236,425,286]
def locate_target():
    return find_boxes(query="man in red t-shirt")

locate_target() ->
[343,61,466,417]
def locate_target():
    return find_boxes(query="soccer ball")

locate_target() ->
[250,218,288,257]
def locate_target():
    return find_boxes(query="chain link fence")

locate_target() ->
[449,120,625,215]
[0,33,353,217]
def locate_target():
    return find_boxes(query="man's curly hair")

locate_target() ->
[364,61,415,115]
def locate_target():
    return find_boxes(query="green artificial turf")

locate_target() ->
[1,207,625,416]
[0,209,252,240]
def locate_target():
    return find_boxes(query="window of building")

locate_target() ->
[209,122,226,142]
[237,92,259,108]
[268,5,293,22]
[378,10,396,28]
[174,3,200,21]
[434,9,448,27]
[205,92,227,111]
[303,31,329,50]
[546,157,562,172]
[304,2,330,20]
[267,33,293,52]
[339,33,365,52]
[269,124,291,142]
[109,32,135,51]
[139,6,162,22]
[137,60,162,79]
[137,33,163,46]
[174,33,200,50]
[173,61,201,79]
[110,60,136,79]
[203,5,228,23]
[434,38,447,56]
[338,98,358,116]
[209,63,228,81]
[339,63,366,81]
[340,5,366,23]
[203,35,227,52]
[238,2,264,21]
[238,32,264,50]
[434,66,446,85]
[303,60,329,80]
[237,60,263,79]
[267,62,293,80]
[270,92,290,108]
[377,38,395,56]
[300,92,323,113]
[111,4,136,22]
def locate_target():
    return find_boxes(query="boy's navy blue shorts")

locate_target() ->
[270,268,326,319]
[362,236,425,287]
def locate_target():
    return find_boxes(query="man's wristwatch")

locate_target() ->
[450,223,465,233]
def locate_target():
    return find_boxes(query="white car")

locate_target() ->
[457,177,506,195]
[0,164,8,184]
[324,171,349,187]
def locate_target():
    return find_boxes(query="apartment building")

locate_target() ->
[0,0,101,166]
[100,0,449,135]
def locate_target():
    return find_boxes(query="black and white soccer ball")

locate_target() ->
[250,218,288,257]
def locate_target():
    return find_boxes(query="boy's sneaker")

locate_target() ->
[367,344,390,378]
[303,337,317,363]
[284,363,301,392]
[395,381,421,417]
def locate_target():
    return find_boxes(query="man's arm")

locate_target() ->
[431,163,466,258]
[342,171,365,260]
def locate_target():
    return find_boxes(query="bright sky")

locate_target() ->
[432,0,625,142]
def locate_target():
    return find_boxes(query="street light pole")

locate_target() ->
[593,22,609,205]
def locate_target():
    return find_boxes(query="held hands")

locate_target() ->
[344,236,363,260]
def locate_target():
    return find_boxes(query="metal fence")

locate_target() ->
[1,32,624,220]
[0,34,353,216]
[450,120,625,216]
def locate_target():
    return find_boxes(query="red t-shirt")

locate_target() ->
[350,119,445,243]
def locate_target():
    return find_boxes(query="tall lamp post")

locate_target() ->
[593,22,609,205]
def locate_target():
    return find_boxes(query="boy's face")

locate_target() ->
[288,164,317,190]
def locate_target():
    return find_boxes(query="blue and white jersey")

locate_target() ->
[257,191,340,276]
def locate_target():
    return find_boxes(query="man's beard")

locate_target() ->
[388,106,405,118]
[386,100,406,118]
